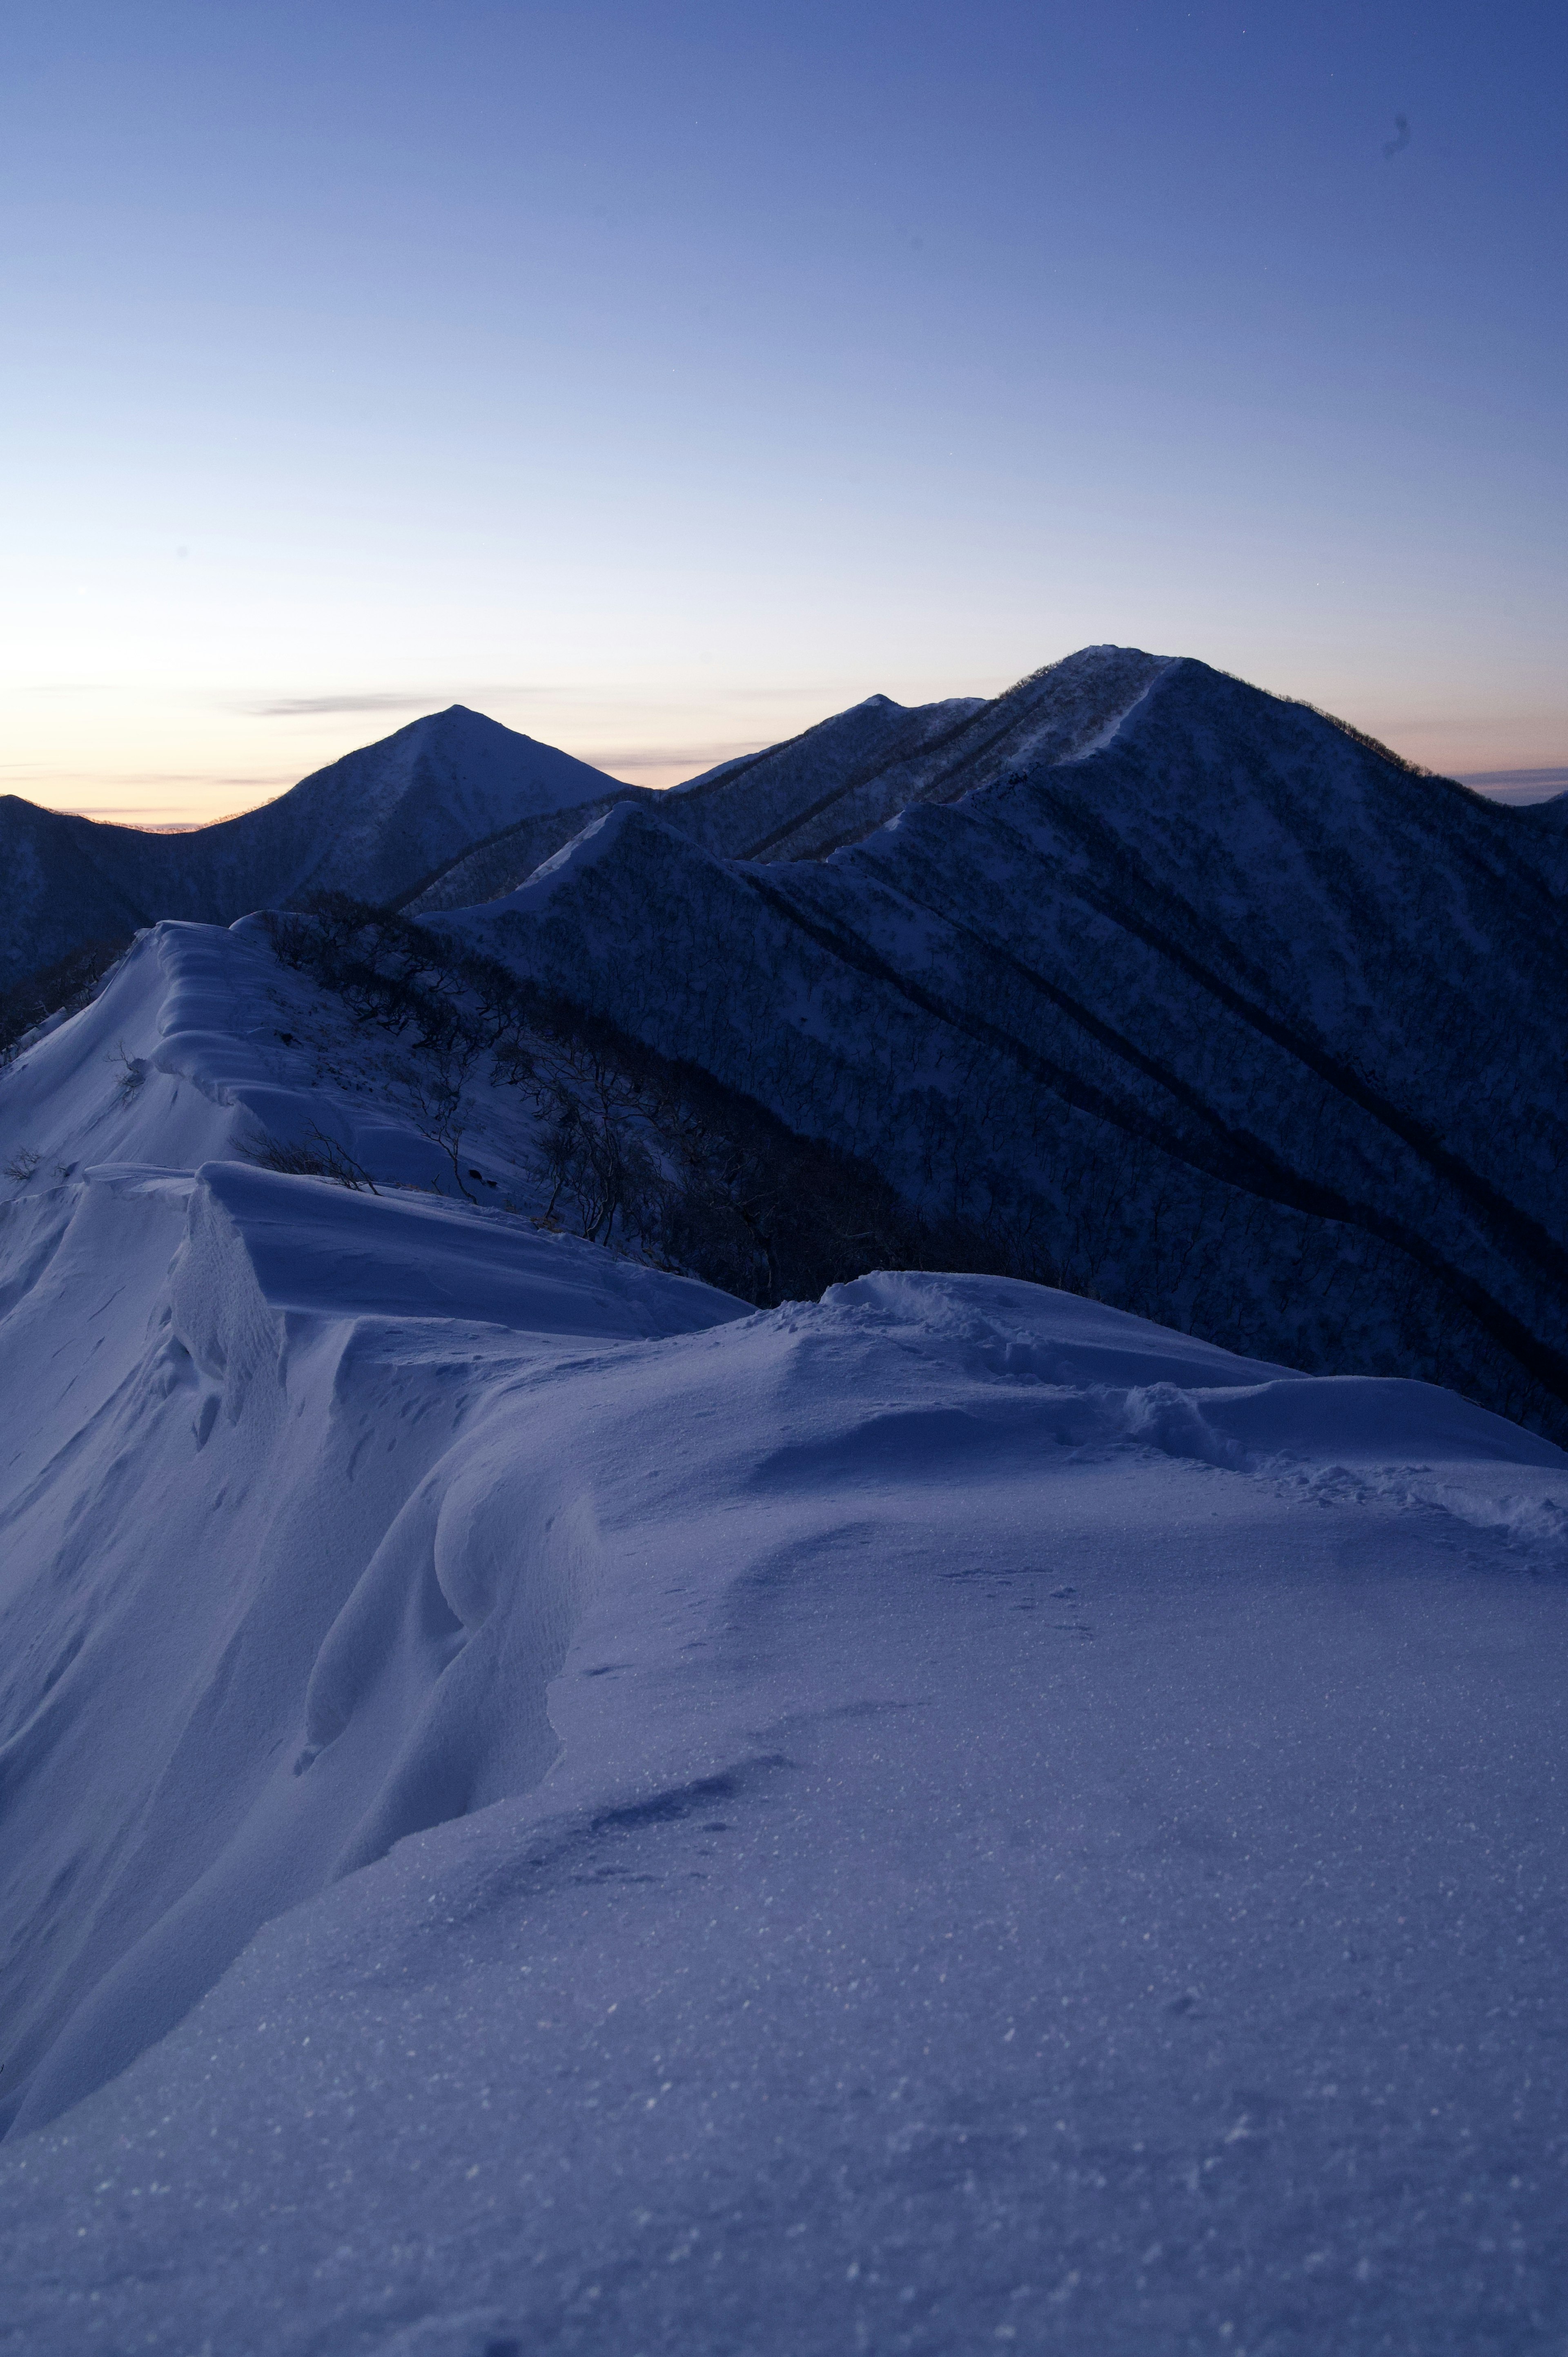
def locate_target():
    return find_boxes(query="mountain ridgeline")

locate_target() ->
[8,646,1566,1436]
[440,648,1568,1439]
[0,707,640,994]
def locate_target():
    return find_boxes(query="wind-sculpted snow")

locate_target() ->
[449,654,1568,1442]
[0,706,628,990]
[2,933,1568,2348]
[0,1155,736,2133]
[0,927,743,2137]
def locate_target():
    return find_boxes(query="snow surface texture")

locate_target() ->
[2,924,1568,2352]
[450,651,1568,1443]
[0,706,630,989]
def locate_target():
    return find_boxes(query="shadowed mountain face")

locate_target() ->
[407,695,962,910]
[403,682,998,912]
[407,648,1171,909]
[0,708,630,990]
[438,651,1568,1438]
[662,644,1167,861]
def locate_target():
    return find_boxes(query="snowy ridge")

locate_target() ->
[653,648,1168,866]
[490,795,650,910]
[0,926,744,2143]
[3,694,1568,2348]
[412,651,1171,914]
[2,931,1566,2346]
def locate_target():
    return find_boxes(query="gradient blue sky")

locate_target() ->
[4,0,1564,818]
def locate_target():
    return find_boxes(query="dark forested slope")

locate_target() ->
[439,651,1568,1437]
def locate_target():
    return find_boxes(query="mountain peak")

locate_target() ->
[0,708,631,989]
[400,702,517,741]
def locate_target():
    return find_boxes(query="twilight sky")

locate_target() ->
[4,0,1565,821]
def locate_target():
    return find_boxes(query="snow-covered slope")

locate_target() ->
[0,708,628,989]
[653,647,1164,865]
[2,919,1568,2353]
[403,784,655,916]
[657,688,990,859]
[402,686,991,916]
[410,649,1161,912]
[0,921,743,2146]
[444,655,1568,1441]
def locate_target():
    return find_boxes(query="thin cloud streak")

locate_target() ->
[580,742,768,772]
[245,694,442,718]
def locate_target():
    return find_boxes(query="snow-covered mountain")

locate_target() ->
[662,643,1163,860]
[406,647,1167,908]
[2,914,1567,2354]
[0,707,633,990]
[438,650,1568,1441]
[401,681,993,913]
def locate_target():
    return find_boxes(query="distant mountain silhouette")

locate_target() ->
[0,707,630,989]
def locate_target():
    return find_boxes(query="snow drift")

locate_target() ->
[1,919,1567,2354]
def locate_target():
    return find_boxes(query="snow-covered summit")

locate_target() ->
[0,706,630,990]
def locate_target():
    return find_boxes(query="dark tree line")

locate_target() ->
[264,894,977,1307]
[0,935,133,1066]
